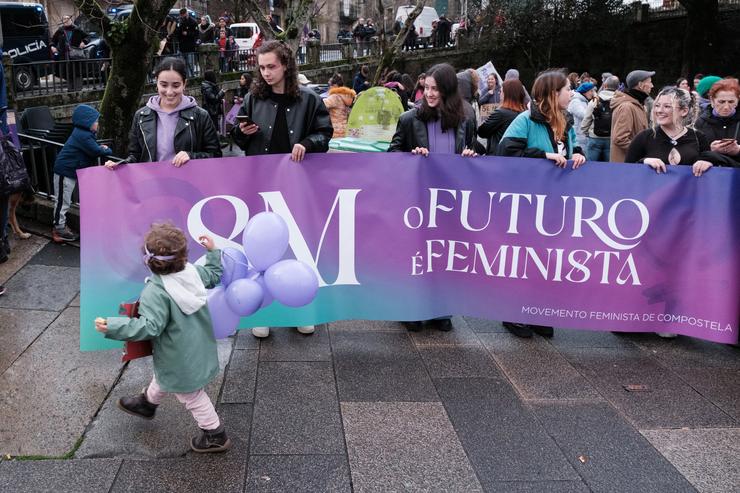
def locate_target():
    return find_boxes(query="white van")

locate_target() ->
[230,22,261,50]
[395,6,439,44]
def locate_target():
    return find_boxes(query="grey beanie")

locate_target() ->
[505,69,520,80]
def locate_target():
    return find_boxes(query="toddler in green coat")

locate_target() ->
[95,223,230,453]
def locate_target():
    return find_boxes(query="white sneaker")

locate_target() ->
[656,332,678,339]
[252,326,270,338]
[296,325,315,335]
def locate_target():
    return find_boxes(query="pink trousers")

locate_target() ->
[146,376,220,430]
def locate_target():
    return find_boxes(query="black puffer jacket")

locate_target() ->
[477,107,521,155]
[123,105,222,163]
[694,107,740,165]
[388,107,477,154]
[230,87,333,155]
[201,80,225,118]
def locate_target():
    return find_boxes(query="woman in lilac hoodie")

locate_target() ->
[105,57,221,168]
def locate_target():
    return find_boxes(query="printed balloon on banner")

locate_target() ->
[242,212,289,271]
[207,286,240,339]
[264,259,319,307]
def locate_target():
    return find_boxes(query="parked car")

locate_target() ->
[0,2,51,90]
[230,22,261,51]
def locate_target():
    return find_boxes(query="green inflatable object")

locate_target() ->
[346,87,405,142]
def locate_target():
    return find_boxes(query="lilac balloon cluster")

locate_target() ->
[206,212,320,339]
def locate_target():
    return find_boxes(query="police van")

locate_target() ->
[0,2,50,90]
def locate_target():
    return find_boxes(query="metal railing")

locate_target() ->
[12,58,111,97]
[11,36,459,98]
[18,132,122,205]
[319,43,344,63]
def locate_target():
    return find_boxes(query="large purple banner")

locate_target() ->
[78,154,740,349]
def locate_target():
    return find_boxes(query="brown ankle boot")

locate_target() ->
[190,424,232,453]
[117,391,158,420]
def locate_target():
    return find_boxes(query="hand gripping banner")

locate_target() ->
[78,154,740,349]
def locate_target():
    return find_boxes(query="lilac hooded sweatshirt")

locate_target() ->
[146,95,198,162]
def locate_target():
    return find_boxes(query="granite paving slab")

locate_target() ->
[434,377,578,486]
[418,346,502,378]
[331,330,439,402]
[559,347,736,429]
[110,456,246,493]
[533,401,697,493]
[329,319,405,332]
[483,481,590,492]
[250,362,344,455]
[220,349,258,404]
[0,307,122,457]
[27,242,80,267]
[641,428,740,493]
[76,339,232,459]
[215,403,252,460]
[0,308,58,374]
[258,324,331,361]
[462,317,508,333]
[0,458,122,493]
[548,327,638,349]
[0,234,47,285]
[342,401,483,492]
[408,316,482,346]
[478,333,601,400]
[234,329,259,349]
[70,293,80,307]
[245,455,351,492]
[679,368,740,422]
[0,265,79,311]
[626,334,740,370]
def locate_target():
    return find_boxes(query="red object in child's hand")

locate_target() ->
[119,301,153,362]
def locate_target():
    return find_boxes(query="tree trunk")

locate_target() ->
[371,0,425,86]
[242,0,315,53]
[75,0,177,155]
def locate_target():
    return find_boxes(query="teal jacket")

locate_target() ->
[497,106,580,159]
[105,249,223,393]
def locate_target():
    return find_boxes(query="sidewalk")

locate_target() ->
[0,233,738,492]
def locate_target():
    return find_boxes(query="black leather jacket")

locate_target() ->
[388,108,477,154]
[123,105,222,163]
[230,87,333,155]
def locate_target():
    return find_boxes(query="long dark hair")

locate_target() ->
[153,57,187,82]
[251,40,300,99]
[417,63,464,131]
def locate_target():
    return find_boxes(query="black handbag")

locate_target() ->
[0,134,30,195]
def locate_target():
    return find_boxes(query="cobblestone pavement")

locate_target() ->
[1,238,738,492]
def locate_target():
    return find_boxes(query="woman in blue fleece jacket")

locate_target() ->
[52,104,112,243]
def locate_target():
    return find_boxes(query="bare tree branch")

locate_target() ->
[371,0,424,86]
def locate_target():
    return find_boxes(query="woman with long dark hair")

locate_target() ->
[477,79,528,154]
[389,63,477,157]
[105,57,221,168]
[389,63,478,333]
[497,70,586,339]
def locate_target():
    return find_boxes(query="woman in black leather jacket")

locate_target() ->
[388,63,477,333]
[389,63,477,156]
[105,57,221,168]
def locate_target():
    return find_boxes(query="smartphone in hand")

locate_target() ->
[236,114,255,125]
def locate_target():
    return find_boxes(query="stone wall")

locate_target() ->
[14,45,483,122]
